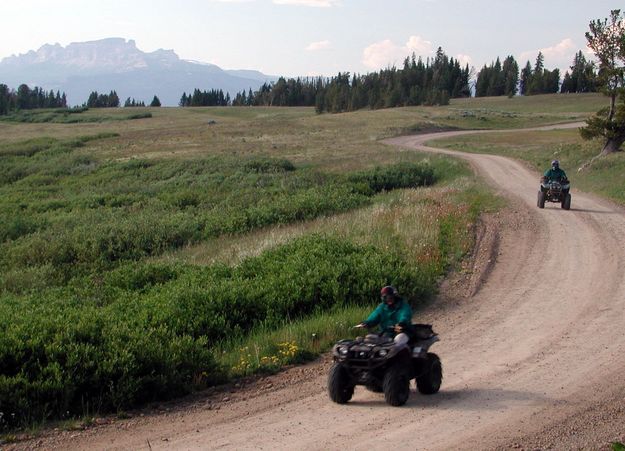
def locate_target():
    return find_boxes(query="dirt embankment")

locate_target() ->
[8,125,625,451]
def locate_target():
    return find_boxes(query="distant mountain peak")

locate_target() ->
[0,38,277,106]
[1,37,181,72]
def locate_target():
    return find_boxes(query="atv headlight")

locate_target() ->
[339,346,349,356]
[378,349,388,357]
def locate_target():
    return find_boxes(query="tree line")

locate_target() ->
[0,46,603,116]
[227,47,471,112]
[84,91,161,108]
[0,83,67,115]
[123,95,161,107]
[180,89,230,107]
[188,48,600,113]
[475,51,598,97]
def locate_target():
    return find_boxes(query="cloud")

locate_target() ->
[362,35,433,70]
[273,0,340,6]
[306,40,331,51]
[519,38,577,72]
[405,36,433,55]
[455,54,472,67]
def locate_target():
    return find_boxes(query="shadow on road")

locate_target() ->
[569,208,618,214]
[408,387,548,411]
[347,387,547,411]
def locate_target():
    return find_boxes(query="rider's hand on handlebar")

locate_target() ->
[394,324,403,333]
[354,323,367,329]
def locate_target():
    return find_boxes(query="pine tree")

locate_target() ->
[502,56,519,97]
[520,61,532,95]
[16,84,31,109]
[0,84,9,115]
[150,95,161,107]
[581,9,625,154]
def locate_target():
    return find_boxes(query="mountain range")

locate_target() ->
[0,38,277,106]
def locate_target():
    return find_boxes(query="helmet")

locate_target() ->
[380,285,398,304]
[551,159,559,169]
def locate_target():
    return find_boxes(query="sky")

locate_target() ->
[1,0,623,77]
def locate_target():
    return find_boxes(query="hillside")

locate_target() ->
[0,38,276,106]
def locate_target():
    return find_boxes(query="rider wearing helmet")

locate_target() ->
[356,286,413,347]
[543,160,568,183]
[542,160,569,195]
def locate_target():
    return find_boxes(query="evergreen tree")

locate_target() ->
[150,95,161,107]
[502,56,519,97]
[581,9,625,154]
[16,84,31,109]
[0,84,9,115]
[561,51,597,93]
[520,61,532,95]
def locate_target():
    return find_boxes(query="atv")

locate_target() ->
[538,177,571,210]
[328,324,442,407]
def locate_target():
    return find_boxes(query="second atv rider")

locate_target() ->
[356,286,413,348]
[542,159,569,193]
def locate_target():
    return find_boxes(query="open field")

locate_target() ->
[0,93,614,435]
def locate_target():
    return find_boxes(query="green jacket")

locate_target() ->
[544,167,567,182]
[364,298,412,336]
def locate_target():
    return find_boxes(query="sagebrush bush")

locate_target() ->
[0,136,435,287]
[0,234,432,428]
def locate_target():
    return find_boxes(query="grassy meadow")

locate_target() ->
[0,93,607,431]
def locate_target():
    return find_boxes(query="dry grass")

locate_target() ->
[156,175,476,267]
[0,93,602,172]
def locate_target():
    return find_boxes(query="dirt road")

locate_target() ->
[20,126,625,450]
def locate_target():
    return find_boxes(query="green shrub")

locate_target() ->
[0,233,434,428]
[348,161,435,194]
[126,112,152,120]
[243,157,296,173]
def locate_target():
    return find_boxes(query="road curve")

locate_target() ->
[32,125,625,450]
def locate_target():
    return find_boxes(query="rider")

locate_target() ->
[543,159,568,182]
[541,159,569,194]
[356,286,413,348]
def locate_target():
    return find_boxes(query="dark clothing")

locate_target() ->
[543,167,567,182]
[363,298,412,337]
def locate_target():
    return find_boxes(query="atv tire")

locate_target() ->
[537,190,546,208]
[416,353,442,395]
[562,193,571,210]
[383,363,410,406]
[328,362,354,404]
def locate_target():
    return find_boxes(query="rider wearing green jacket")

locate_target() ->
[541,160,569,196]
[543,159,568,182]
[357,286,413,347]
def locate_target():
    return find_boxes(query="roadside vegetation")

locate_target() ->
[0,94,600,433]
[429,127,625,205]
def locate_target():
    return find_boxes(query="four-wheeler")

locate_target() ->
[328,324,442,407]
[538,177,571,210]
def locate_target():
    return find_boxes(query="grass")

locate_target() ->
[0,93,602,430]
[0,108,153,124]
[428,128,625,205]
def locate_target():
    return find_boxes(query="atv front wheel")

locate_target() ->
[328,362,354,404]
[416,353,442,395]
[561,193,571,210]
[537,191,546,208]
[383,363,410,406]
